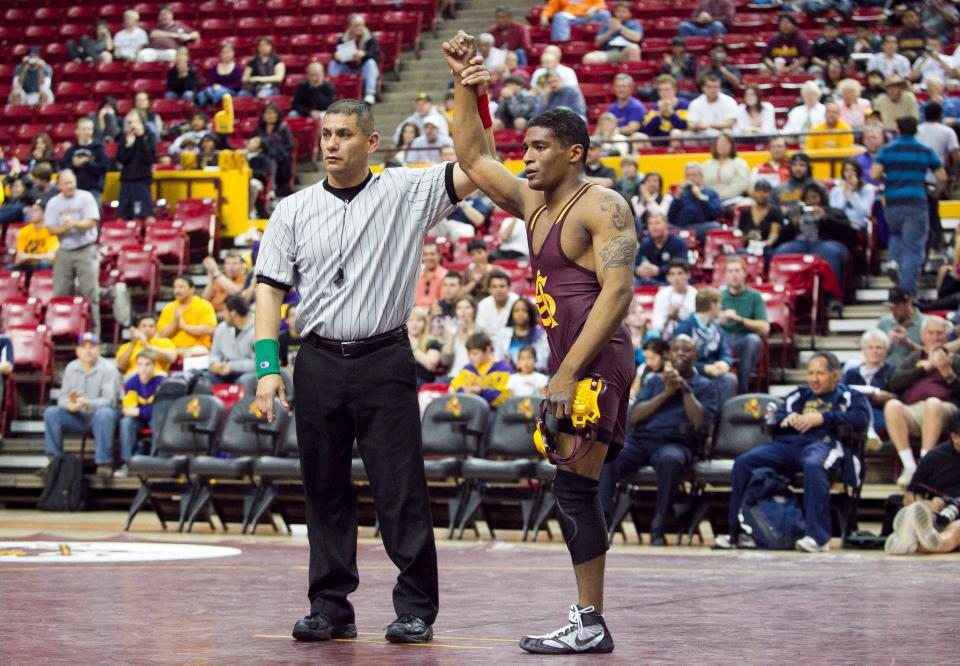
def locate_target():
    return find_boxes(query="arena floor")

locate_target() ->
[0,510,955,665]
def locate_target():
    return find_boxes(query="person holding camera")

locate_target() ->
[59,118,109,206]
[885,410,960,555]
[667,163,722,242]
[9,48,53,107]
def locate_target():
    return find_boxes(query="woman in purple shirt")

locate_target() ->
[196,42,243,108]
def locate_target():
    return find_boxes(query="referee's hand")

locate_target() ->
[257,375,289,422]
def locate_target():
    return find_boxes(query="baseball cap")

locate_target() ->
[77,332,99,346]
[415,92,432,102]
[886,287,911,305]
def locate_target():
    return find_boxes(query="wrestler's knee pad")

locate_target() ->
[553,469,609,565]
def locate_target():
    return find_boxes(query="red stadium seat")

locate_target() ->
[27,270,56,304]
[73,100,101,117]
[49,123,76,144]
[116,245,160,313]
[198,18,236,40]
[310,14,346,35]
[212,384,246,413]
[382,11,422,54]
[631,286,660,328]
[373,31,402,77]
[99,4,128,21]
[131,79,167,97]
[174,198,217,239]
[23,26,59,45]
[328,75,362,100]
[272,15,302,37]
[579,83,612,106]
[231,0,263,18]
[144,221,189,273]
[4,223,24,255]
[44,296,91,341]
[37,103,76,124]
[702,229,745,269]
[131,61,169,79]
[43,44,70,64]
[56,82,93,103]
[1,104,33,125]
[1,298,43,331]
[755,284,796,371]
[265,0,299,13]
[100,221,143,264]
[286,117,320,168]
[13,124,47,143]
[9,325,55,403]
[768,254,831,336]
[65,6,99,22]
[0,270,27,302]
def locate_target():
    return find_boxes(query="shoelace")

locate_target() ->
[566,604,596,635]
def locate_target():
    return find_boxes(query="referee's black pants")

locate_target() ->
[294,337,439,625]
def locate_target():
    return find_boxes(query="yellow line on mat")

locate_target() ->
[253,634,491,650]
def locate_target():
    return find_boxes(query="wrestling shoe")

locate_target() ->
[884,505,919,555]
[713,533,756,549]
[519,604,614,654]
[292,613,357,641]
[794,536,830,553]
[911,502,944,552]
[385,614,433,644]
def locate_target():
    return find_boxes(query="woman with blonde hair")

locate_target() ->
[407,307,444,386]
[836,78,872,129]
[591,112,629,155]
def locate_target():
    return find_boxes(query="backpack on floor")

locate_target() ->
[37,454,88,512]
[738,467,805,550]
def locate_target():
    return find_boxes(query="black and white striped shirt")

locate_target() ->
[255,163,458,341]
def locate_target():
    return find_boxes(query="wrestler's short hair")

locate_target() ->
[527,108,590,166]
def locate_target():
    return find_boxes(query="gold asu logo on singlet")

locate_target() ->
[446,396,462,417]
[535,270,558,329]
[186,397,200,418]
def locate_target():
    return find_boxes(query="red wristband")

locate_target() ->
[477,93,492,130]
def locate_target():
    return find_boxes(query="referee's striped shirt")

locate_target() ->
[255,163,458,341]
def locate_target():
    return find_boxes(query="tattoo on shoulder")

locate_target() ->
[598,192,630,231]
[599,234,637,271]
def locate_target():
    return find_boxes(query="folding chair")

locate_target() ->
[44,296,91,341]
[0,297,42,330]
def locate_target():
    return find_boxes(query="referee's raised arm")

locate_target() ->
[254,281,289,421]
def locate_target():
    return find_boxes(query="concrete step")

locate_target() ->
[799,349,861,364]
[841,304,888,318]
[828,318,878,333]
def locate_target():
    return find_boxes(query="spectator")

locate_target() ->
[632,173,674,230]
[140,4,198,62]
[415,242,448,309]
[291,62,335,119]
[674,287,738,405]
[165,47,198,101]
[583,2,643,64]
[762,13,812,77]
[862,69,887,104]
[0,177,30,229]
[829,159,876,230]
[390,122,419,165]
[119,351,164,469]
[592,113,630,156]
[494,75,538,130]
[60,120,109,206]
[850,24,881,58]
[867,34,912,80]
[872,116,946,296]
[910,36,957,89]
[66,19,114,64]
[678,0,733,37]
[254,103,294,197]
[9,48,53,106]
[686,75,737,136]
[783,81,826,137]
[156,275,218,358]
[660,37,697,80]
[46,169,101,336]
[641,97,687,140]
[329,14,380,106]
[477,33,507,72]
[534,70,587,120]
[116,111,156,222]
[10,196,57,272]
[450,332,512,408]
[651,74,690,114]
[739,180,783,251]
[506,346,549,397]
[583,142,616,188]
[393,92,449,145]
[29,164,57,206]
[0,331,11,408]
[772,153,816,216]
[279,304,301,371]
[836,79,872,130]
[408,307,443,387]
[441,296,479,376]
[751,136,791,188]
[245,135,274,218]
[843,328,896,437]
[853,126,886,184]
[530,45,579,90]
[488,6,532,64]
[899,6,933,63]
[885,316,960,488]
[629,337,668,399]
[195,42,243,108]
[923,0,960,35]
[204,294,256,384]
[873,75,920,130]
[190,133,220,169]
[924,77,960,126]
[93,98,122,143]
[668,163,722,241]
[696,42,740,98]
[719,257,770,394]
[490,51,530,101]
[540,0,611,43]
[718,352,871,552]
[116,312,177,378]
[113,10,150,62]
[818,57,848,99]
[241,37,286,98]
[492,215,529,262]
[651,258,697,337]
[406,119,454,165]
[460,239,494,300]
[202,251,249,315]
[806,101,855,151]
[26,133,57,174]
[772,184,852,287]
[600,335,719,545]
[734,85,776,136]
[494,298,549,371]
[43,333,121,479]
[614,154,641,202]
[878,287,926,370]
[811,19,850,71]
[603,74,646,136]
[167,112,209,157]
[918,100,960,184]
[476,270,520,338]
[702,132,750,206]
[430,271,463,318]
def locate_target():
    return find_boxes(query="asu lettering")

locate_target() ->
[535,270,559,329]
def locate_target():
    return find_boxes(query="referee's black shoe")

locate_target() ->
[292,613,357,641]
[385,614,433,643]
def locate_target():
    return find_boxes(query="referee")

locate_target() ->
[254,83,493,643]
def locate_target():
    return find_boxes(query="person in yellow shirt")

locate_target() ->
[156,275,218,357]
[115,313,178,378]
[11,197,58,271]
[806,101,855,151]
[449,332,512,409]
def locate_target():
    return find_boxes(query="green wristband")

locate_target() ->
[255,339,281,379]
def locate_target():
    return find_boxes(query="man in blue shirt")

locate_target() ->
[667,162,722,241]
[634,211,688,286]
[599,335,719,545]
[534,70,587,121]
[720,352,871,552]
[606,73,647,135]
[673,287,738,406]
[583,2,643,65]
[872,116,947,296]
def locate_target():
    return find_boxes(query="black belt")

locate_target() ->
[306,326,407,358]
